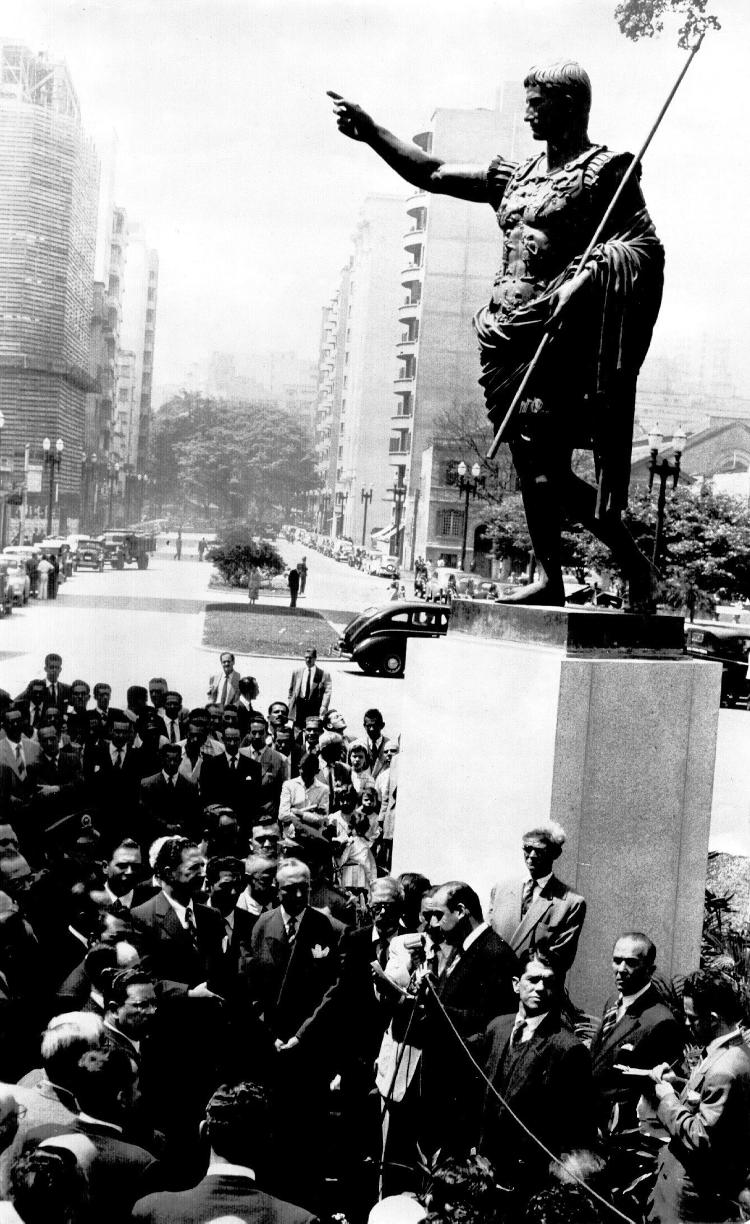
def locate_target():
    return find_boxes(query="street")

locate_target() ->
[1,541,748,854]
[0,540,408,738]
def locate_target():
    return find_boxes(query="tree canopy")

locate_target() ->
[614,0,720,48]
[150,392,318,523]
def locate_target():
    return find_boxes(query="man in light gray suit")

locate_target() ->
[207,652,241,710]
[487,822,586,974]
[0,705,40,779]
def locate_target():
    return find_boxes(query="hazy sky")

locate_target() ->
[3,0,746,396]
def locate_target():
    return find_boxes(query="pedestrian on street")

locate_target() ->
[247,567,261,605]
[49,554,60,599]
[288,566,300,608]
[197,537,207,562]
[298,555,308,594]
[175,530,182,561]
[37,555,52,600]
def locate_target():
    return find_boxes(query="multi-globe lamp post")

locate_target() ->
[647,424,687,566]
[449,459,485,571]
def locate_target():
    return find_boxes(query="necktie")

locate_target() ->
[376,937,389,970]
[511,1020,527,1047]
[286,916,297,945]
[305,668,312,700]
[114,749,123,770]
[184,907,198,945]
[220,677,229,707]
[170,721,177,743]
[229,756,236,771]
[601,995,623,1039]
[520,879,535,918]
[50,684,57,704]
[15,745,26,780]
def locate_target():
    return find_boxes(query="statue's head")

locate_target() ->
[523,60,592,132]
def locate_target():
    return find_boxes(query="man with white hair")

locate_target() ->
[487,822,586,974]
[0,1011,103,1193]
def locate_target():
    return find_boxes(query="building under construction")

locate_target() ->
[0,42,99,527]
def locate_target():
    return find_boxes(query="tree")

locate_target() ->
[210,534,284,588]
[149,393,318,523]
[614,0,720,49]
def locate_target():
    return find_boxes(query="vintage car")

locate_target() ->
[98,531,150,569]
[3,557,31,604]
[337,600,450,677]
[75,539,106,571]
[685,622,750,707]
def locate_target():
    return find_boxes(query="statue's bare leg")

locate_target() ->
[497,440,566,606]
[563,471,658,612]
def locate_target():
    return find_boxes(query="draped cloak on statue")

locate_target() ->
[473,144,664,517]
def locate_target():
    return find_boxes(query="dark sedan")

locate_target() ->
[337,600,450,677]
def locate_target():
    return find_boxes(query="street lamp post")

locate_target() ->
[360,484,373,546]
[390,478,407,562]
[335,489,349,538]
[107,461,120,529]
[42,437,64,537]
[648,424,687,567]
[450,459,485,571]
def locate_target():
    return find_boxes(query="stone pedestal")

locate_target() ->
[392,602,722,1013]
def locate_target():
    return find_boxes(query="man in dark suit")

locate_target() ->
[363,708,390,779]
[139,743,202,840]
[248,857,342,1209]
[17,653,72,711]
[480,949,597,1199]
[418,880,518,1156]
[241,714,288,820]
[130,837,225,998]
[27,724,85,830]
[487,822,587,974]
[287,648,332,729]
[159,691,189,745]
[647,968,750,1223]
[199,725,260,827]
[15,679,48,738]
[25,1046,159,1224]
[88,709,146,847]
[102,839,157,912]
[131,1081,315,1224]
[591,931,684,1140]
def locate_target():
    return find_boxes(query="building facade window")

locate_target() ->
[438,508,463,537]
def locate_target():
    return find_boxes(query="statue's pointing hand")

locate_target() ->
[327,91,373,142]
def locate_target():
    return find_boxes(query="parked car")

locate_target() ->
[3,558,30,605]
[685,622,750,707]
[337,600,450,677]
[0,559,15,617]
[75,539,106,571]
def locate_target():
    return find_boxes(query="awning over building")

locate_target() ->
[371,525,396,542]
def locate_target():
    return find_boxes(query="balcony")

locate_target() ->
[397,300,421,326]
[393,373,415,391]
[392,405,413,421]
[401,264,423,289]
[396,339,417,358]
[406,190,428,213]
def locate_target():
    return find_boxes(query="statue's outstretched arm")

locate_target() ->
[327,91,490,203]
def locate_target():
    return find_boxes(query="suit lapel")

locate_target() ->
[512,893,554,951]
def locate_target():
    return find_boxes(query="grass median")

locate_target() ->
[202,603,341,658]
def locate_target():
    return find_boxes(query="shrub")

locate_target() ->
[211,535,284,587]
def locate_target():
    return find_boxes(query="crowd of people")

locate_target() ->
[1,649,749,1224]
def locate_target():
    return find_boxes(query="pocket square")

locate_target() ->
[311,944,330,959]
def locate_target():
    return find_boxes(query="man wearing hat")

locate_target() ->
[487,822,586,974]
